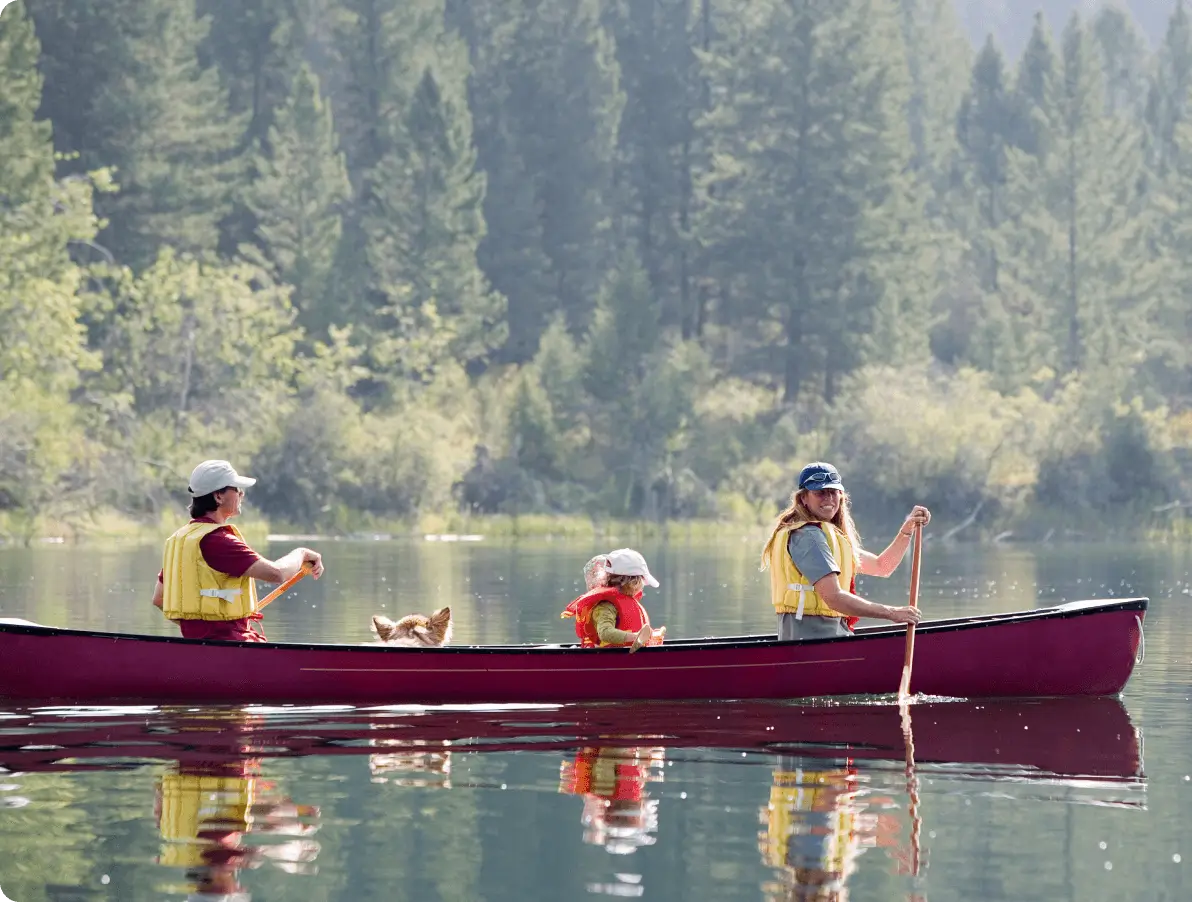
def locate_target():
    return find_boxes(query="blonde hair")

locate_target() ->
[607,574,646,596]
[759,488,861,571]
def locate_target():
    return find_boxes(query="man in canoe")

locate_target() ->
[562,548,666,651]
[761,462,928,640]
[151,459,325,641]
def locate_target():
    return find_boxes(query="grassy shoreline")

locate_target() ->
[0,508,772,548]
[3,506,1190,547]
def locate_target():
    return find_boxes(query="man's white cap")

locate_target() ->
[188,459,257,497]
[605,548,659,588]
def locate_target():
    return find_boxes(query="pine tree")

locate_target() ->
[245,63,350,333]
[197,0,311,148]
[30,0,244,268]
[955,38,1013,293]
[990,13,1156,386]
[334,0,502,383]
[452,0,624,355]
[1091,4,1149,120]
[696,0,931,401]
[1010,12,1061,157]
[1146,2,1192,176]
[197,0,314,253]
[897,0,971,193]
[0,0,52,204]
[1154,109,1192,398]
[608,0,701,337]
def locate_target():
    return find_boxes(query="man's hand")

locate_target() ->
[299,548,324,579]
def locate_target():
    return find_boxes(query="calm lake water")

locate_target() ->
[0,534,1188,902]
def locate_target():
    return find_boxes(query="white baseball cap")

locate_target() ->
[188,460,257,497]
[605,548,659,588]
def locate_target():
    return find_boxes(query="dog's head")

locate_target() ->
[372,607,453,647]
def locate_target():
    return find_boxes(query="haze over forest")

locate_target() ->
[2,0,1191,541]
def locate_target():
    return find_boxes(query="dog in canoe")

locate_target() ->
[371,607,453,647]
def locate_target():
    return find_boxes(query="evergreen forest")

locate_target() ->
[3,0,1192,541]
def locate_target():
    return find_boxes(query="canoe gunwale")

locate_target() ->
[0,596,1148,654]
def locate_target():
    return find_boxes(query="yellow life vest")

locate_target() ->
[161,521,259,621]
[157,771,255,867]
[761,768,857,874]
[768,521,857,619]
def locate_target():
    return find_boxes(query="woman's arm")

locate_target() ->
[814,575,921,625]
[858,505,931,577]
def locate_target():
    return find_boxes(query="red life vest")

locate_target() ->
[561,588,660,648]
[559,747,647,802]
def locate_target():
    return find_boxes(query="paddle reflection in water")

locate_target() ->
[152,711,321,901]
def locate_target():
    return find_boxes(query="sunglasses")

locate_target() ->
[801,471,840,487]
[219,486,246,496]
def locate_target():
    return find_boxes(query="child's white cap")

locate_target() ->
[605,548,660,588]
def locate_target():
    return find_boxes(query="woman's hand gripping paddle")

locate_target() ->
[258,562,313,610]
[898,523,923,702]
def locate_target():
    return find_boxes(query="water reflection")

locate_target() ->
[758,758,903,902]
[369,738,453,787]
[149,710,321,900]
[0,698,1149,902]
[559,745,665,854]
[558,745,665,897]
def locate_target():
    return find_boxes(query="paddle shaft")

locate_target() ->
[258,562,313,610]
[897,524,923,699]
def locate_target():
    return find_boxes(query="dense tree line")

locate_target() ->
[2,0,1192,539]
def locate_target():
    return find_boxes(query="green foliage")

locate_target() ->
[0,1,53,201]
[697,0,932,402]
[80,250,301,511]
[35,0,247,267]
[245,63,350,331]
[0,8,105,526]
[6,0,1191,539]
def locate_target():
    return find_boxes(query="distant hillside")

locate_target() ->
[957,0,1172,58]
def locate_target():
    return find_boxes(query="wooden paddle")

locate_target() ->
[258,562,313,610]
[897,523,923,701]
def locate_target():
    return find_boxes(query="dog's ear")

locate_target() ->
[429,607,452,628]
[372,615,399,641]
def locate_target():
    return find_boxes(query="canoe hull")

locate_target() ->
[0,598,1145,705]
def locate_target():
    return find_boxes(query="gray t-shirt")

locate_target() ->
[786,525,840,586]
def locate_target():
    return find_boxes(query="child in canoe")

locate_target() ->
[562,549,666,652]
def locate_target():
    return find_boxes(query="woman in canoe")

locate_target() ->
[151,459,325,642]
[562,548,666,652]
[761,462,928,641]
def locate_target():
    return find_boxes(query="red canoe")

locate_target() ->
[0,696,1143,784]
[0,598,1145,705]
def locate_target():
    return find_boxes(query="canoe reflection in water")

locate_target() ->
[558,745,666,854]
[152,712,321,900]
[759,759,904,902]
